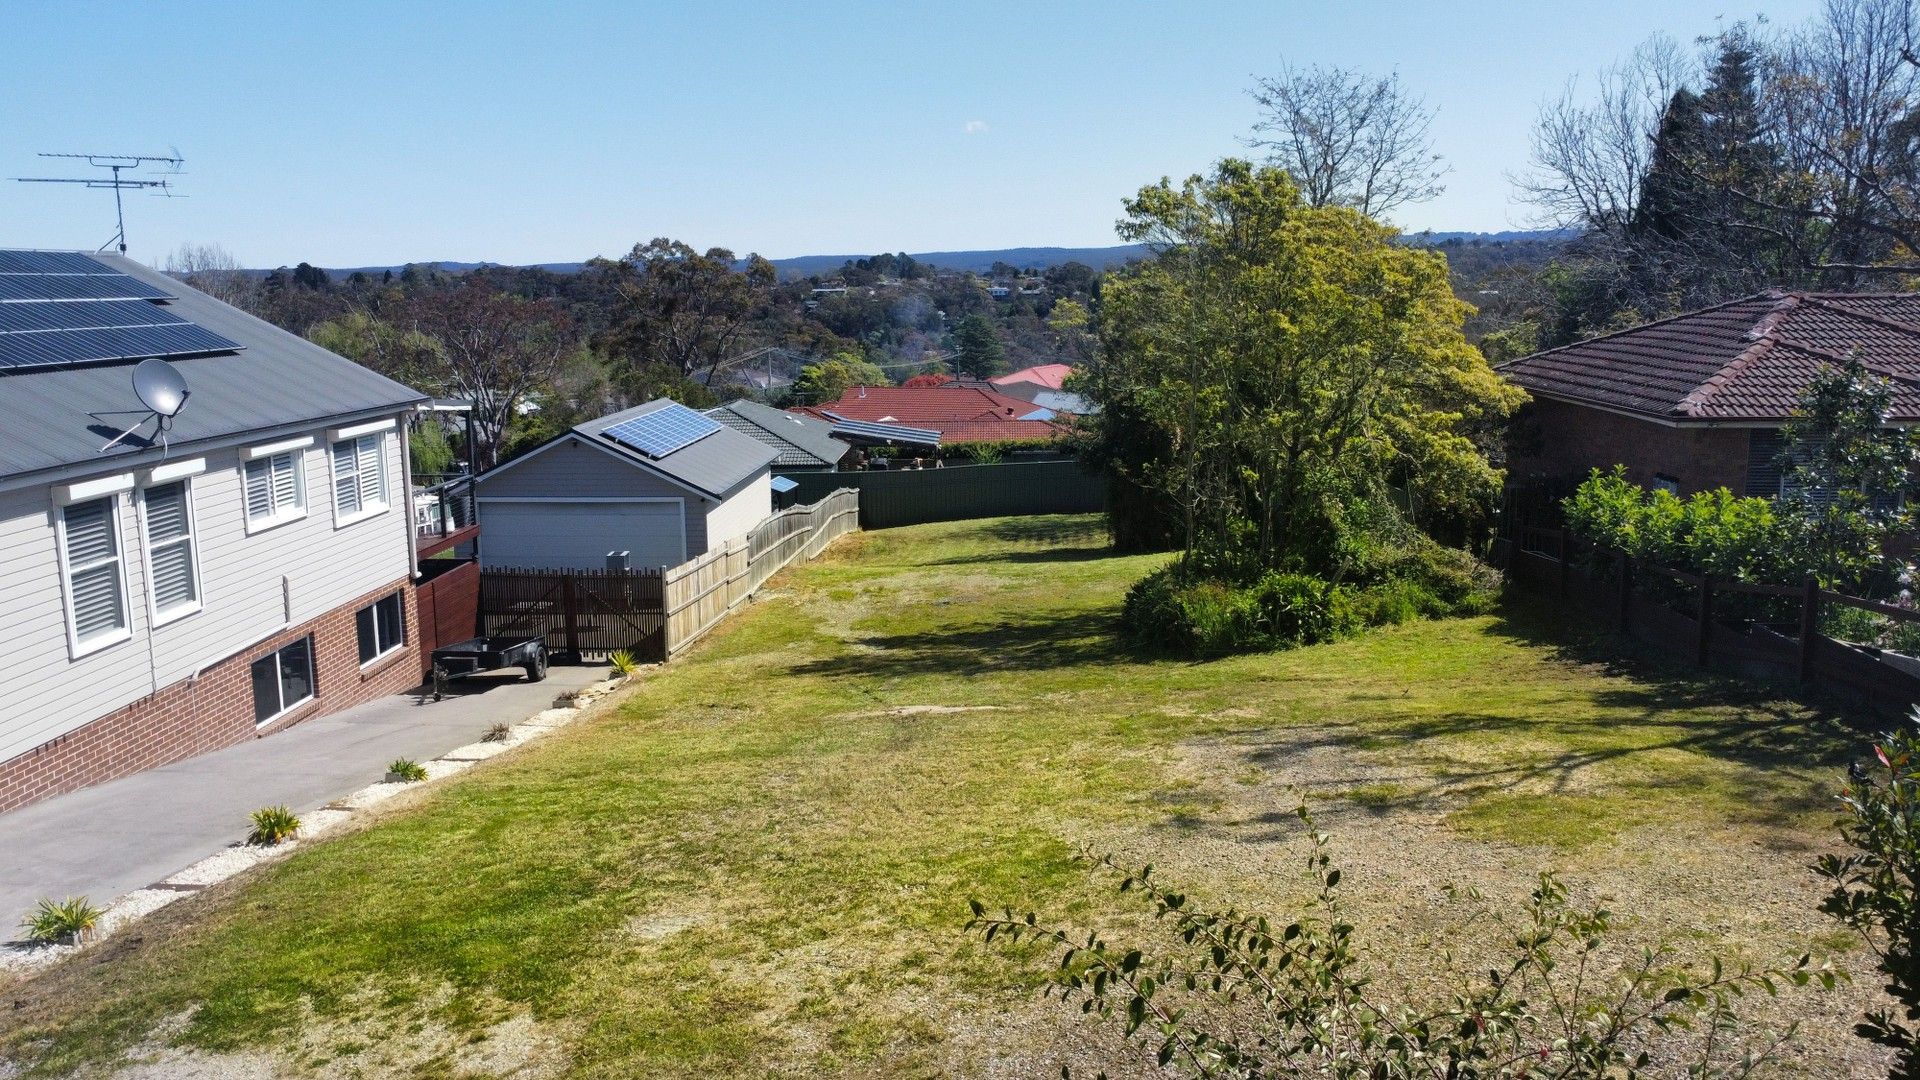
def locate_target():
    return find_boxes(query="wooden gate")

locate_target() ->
[480,566,666,660]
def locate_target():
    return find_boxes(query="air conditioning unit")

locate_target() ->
[606,550,630,571]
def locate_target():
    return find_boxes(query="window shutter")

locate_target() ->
[64,499,115,564]
[244,460,273,519]
[1744,430,1785,497]
[145,482,189,541]
[333,440,361,516]
[357,436,384,508]
[63,499,125,641]
[272,453,299,511]
[144,482,196,612]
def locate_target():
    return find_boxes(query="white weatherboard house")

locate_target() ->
[0,250,429,814]
[474,400,777,571]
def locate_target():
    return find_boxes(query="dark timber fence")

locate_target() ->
[1498,520,1920,711]
[784,459,1103,529]
[478,489,860,663]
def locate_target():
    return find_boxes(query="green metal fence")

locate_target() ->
[783,460,1105,529]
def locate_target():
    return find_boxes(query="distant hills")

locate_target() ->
[300,231,1572,281]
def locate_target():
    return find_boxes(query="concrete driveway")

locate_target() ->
[0,664,602,932]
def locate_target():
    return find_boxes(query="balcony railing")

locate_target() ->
[415,473,477,549]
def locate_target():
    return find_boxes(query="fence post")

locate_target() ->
[562,573,581,661]
[1616,549,1633,632]
[1798,575,1820,684]
[1695,574,1712,667]
[1556,527,1570,597]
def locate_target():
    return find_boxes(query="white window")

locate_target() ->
[250,636,315,726]
[331,433,389,524]
[59,495,131,656]
[141,480,201,623]
[243,451,306,531]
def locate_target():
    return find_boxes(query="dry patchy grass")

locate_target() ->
[0,514,1894,1077]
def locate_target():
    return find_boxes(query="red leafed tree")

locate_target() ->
[903,373,953,387]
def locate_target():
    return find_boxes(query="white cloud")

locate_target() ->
[963,120,988,135]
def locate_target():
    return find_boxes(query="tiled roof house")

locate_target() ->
[1497,290,1920,496]
[790,385,1066,443]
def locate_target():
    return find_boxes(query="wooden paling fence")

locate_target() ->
[1502,521,1920,710]
[663,488,860,656]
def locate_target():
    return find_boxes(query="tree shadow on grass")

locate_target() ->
[977,515,1110,546]
[786,608,1139,680]
[1219,592,1877,835]
[928,545,1117,567]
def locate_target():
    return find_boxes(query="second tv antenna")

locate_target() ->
[14,151,185,255]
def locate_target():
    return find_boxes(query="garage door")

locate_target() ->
[479,500,685,570]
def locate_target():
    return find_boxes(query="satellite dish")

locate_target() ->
[132,358,189,420]
[97,358,192,453]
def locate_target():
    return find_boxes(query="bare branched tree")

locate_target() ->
[1247,64,1447,218]
[163,242,254,308]
[403,284,573,469]
[1516,35,1691,232]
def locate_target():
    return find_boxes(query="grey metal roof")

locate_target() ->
[574,398,777,497]
[820,411,942,448]
[0,252,425,486]
[706,399,851,468]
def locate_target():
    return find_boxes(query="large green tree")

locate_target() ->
[1084,159,1524,570]
[950,313,1007,378]
[792,352,887,404]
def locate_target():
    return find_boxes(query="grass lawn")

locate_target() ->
[0,514,1893,1077]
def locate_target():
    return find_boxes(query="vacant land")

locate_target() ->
[0,515,1892,1077]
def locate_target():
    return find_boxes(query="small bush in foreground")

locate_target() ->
[972,808,1828,1078]
[20,896,105,945]
[1817,711,1920,1073]
[385,758,428,783]
[246,805,301,846]
[609,649,640,677]
[482,721,512,743]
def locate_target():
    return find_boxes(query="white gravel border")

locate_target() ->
[0,675,634,979]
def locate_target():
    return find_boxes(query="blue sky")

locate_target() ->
[1,1,1817,268]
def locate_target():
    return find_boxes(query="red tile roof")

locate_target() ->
[791,385,1068,443]
[990,363,1074,391]
[1498,291,1920,422]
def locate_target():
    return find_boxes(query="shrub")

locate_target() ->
[482,722,512,743]
[973,808,1831,1078]
[609,649,640,677]
[1245,571,1356,646]
[21,896,105,945]
[386,758,428,783]
[246,805,302,846]
[1817,713,1920,1072]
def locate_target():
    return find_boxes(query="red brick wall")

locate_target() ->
[0,580,421,815]
[1509,397,1755,496]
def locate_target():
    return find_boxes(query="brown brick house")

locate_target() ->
[1498,290,1920,497]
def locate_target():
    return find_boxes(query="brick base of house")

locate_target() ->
[1507,397,1758,497]
[0,580,422,815]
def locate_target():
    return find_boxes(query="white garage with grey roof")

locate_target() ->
[474,400,777,571]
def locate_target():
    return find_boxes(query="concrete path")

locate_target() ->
[0,664,602,931]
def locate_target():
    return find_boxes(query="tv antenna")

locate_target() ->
[14,150,185,255]
[94,358,192,453]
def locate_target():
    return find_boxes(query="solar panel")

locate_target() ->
[0,298,193,334]
[602,403,722,458]
[0,251,120,274]
[0,274,174,302]
[0,250,173,302]
[0,297,243,371]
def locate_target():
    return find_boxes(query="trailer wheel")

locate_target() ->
[524,649,548,683]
